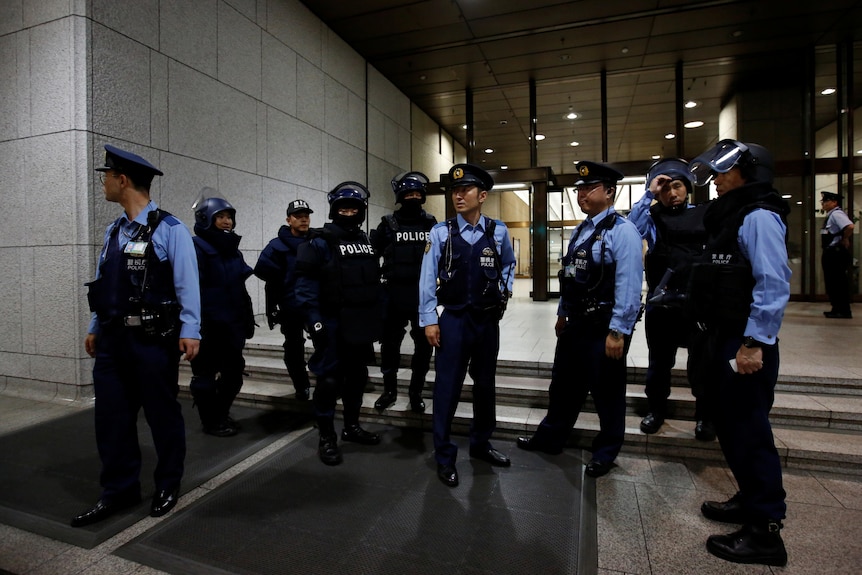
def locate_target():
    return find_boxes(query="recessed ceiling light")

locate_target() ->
[621,47,629,54]
[484,148,494,154]
[796,201,803,205]
[560,54,570,61]
[781,194,792,199]
[569,141,580,147]
[651,155,661,160]
[684,121,704,129]
[685,101,698,109]
[419,75,426,81]
[566,112,578,120]
[665,133,676,140]
[461,124,468,130]
[731,30,743,38]
[535,134,545,141]
[500,165,508,170]
[821,88,837,95]
[500,120,508,125]
[857,149,862,154]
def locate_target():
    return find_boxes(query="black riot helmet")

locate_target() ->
[192,187,236,230]
[690,139,774,186]
[327,181,370,227]
[391,171,428,204]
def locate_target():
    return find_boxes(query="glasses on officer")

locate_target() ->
[98,172,121,184]
[575,182,605,195]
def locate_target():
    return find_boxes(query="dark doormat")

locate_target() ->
[115,429,595,575]
[0,398,311,549]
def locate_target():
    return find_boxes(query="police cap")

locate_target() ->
[287,199,314,216]
[574,161,624,186]
[447,163,494,191]
[95,144,163,186]
[820,191,843,203]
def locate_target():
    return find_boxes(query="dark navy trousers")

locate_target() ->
[92,325,185,501]
[533,320,627,462]
[432,308,500,466]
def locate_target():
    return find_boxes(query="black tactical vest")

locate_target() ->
[559,214,618,319]
[436,217,504,312]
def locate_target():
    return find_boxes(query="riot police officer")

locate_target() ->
[628,158,714,441]
[295,182,384,465]
[517,161,643,479]
[254,200,315,400]
[190,191,255,437]
[419,163,516,487]
[687,140,791,566]
[371,171,437,413]
[73,144,200,527]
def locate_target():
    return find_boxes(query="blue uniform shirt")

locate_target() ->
[558,207,643,335]
[822,206,853,247]
[419,214,516,327]
[738,209,791,345]
[88,201,201,340]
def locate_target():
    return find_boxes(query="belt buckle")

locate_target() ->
[124,315,142,327]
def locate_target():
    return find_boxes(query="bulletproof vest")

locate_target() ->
[436,218,503,311]
[559,214,618,317]
[89,210,177,323]
[380,213,436,285]
[264,229,306,309]
[193,235,253,326]
[687,184,788,333]
[313,223,381,313]
[646,202,708,291]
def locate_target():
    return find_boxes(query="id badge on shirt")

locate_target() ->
[124,241,148,256]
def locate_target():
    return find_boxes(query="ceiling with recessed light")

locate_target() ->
[300,0,862,175]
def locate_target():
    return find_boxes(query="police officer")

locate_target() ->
[687,140,790,566]
[371,171,437,413]
[254,200,315,400]
[295,182,383,465]
[419,163,516,487]
[517,161,643,479]
[73,144,200,527]
[820,191,855,319]
[190,191,255,437]
[628,158,714,441]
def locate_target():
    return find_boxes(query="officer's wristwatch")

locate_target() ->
[608,329,624,341]
[742,336,765,348]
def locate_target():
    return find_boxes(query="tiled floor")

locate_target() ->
[1,284,861,574]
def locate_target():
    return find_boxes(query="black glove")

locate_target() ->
[309,321,328,349]
[267,309,280,330]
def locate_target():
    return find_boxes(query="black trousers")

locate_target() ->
[822,246,852,314]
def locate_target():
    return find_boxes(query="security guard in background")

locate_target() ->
[371,171,437,413]
[190,192,255,437]
[628,158,714,441]
[295,182,383,466]
[73,144,200,527]
[687,140,791,566]
[254,199,315,400]
[419,163,516,487]
[820,191,855,319]
[517,161,643,479]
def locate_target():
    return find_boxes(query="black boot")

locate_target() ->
[374,375,398,412]
[706,521,787,566]
[408,375,426,413]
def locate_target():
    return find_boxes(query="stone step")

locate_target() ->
[178,374,862,475]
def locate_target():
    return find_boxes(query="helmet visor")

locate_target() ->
[689,140,748,186]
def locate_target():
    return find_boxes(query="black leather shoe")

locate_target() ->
[70,494,140,527]
[318,435,343,465]
[695,420,716,441]
[824,311,853,319]
[374,391,397,412]
[295,388,310,401]
[701,495,748,523]
[341,424,381,445]
[469,446,511,467]
[639,413,664,434]
[203,420,238,437]
[150,489,180,517]
[585,459,613,478]
[706,522,787,566]
[409,393,426,413]
[437,464,458,487]
[516,436,563,455]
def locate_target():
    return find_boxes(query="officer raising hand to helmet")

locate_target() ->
[371,171,437,413]
[189,190,255,438]
[295,182,384,466]
[419,163,516,488]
